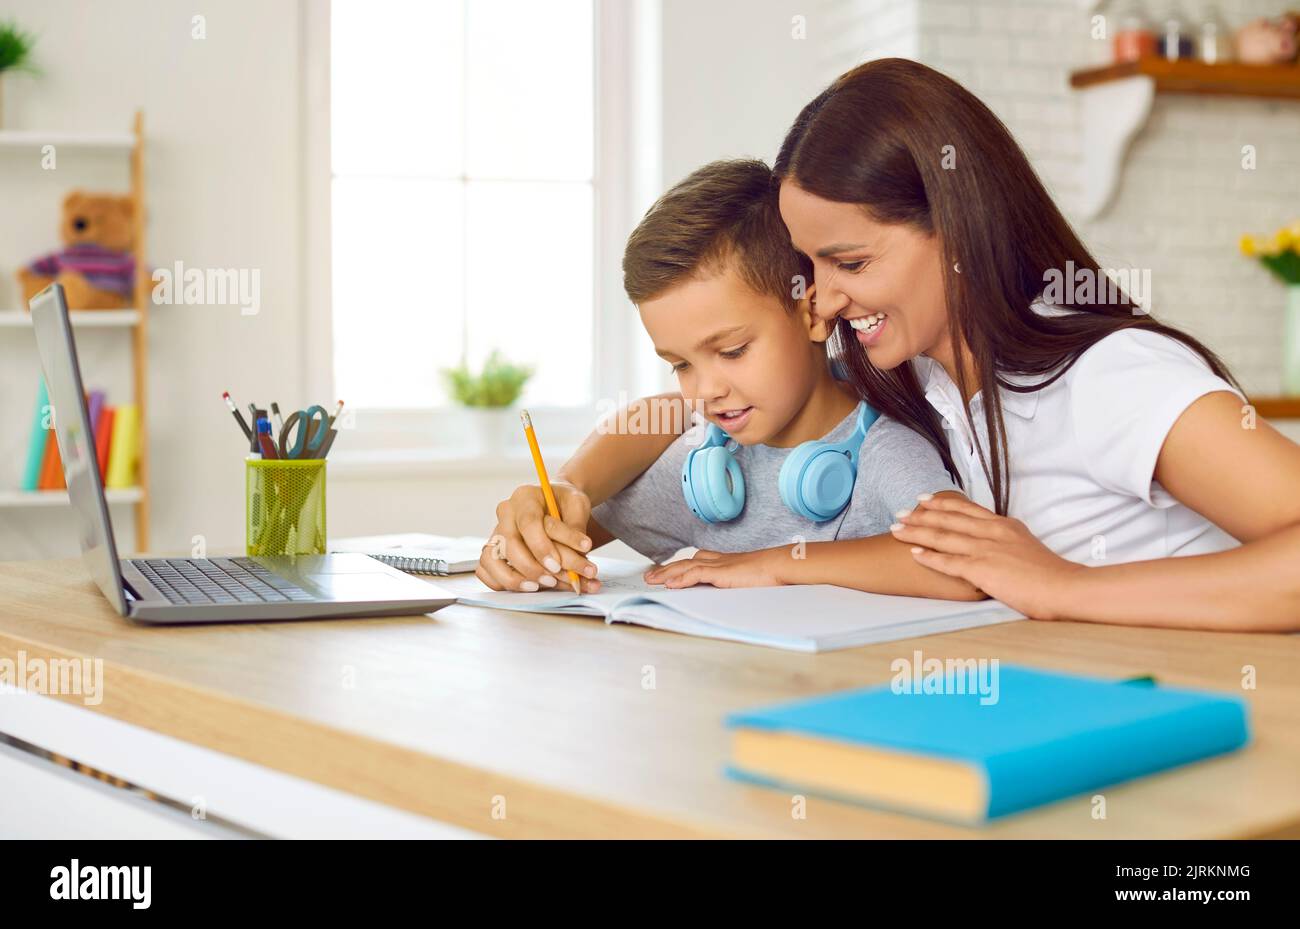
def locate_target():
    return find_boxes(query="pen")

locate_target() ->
[256,417,279,459]
[520,409,582,595]
[223,391,252,440]
[271,402,285,432]
[328,399,344,426]
[249,405,266,455]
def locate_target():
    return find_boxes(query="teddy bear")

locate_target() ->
[17,190,138,310]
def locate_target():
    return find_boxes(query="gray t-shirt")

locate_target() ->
[592,408,959,563]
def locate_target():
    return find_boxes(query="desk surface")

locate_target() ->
[2,557,1298,838]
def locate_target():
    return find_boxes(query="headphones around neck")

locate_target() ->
[681,401,880,524]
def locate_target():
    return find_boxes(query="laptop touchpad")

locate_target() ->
[307,573,406,599]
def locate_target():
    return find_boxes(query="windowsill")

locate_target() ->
[327,445,580,479]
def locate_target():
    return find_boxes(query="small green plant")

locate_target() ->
[442,351,533,408]
[0,20,38,75]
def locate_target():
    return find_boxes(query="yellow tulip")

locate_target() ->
[1239,234,1256,257]
[1278,226,1299,256]
[1251,232,1280,258]
[1272,228,1292,255]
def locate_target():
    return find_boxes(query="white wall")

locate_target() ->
[0,0,304,558]
[659,0,837,185]
[901,0,1300,441]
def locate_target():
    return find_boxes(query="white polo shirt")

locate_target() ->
[915,306,1244,565]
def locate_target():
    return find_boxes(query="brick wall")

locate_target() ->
[825,0,1300,411]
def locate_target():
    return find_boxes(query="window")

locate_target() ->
[330,0,596,410]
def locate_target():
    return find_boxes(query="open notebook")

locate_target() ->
[435,557,1025,653]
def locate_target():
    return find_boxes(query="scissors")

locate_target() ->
[277,405,330,459]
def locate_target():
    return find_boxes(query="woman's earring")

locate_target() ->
[953,262,962,274]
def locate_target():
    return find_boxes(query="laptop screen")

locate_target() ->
[29,285,129,615]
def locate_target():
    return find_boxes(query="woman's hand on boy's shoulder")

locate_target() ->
[643,547,789,590]
[476,481,603,593]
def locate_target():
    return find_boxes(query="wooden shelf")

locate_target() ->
[1250,396,1300,420]
[0,488,143,508]
[0,309,141,328]
[1070,59,1300,100]
[1069,60,1300,219]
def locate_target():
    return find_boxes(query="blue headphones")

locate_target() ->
[681,401,880,524]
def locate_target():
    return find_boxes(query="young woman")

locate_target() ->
[489,59,1300,632]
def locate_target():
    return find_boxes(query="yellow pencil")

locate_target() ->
[520,409,582,595]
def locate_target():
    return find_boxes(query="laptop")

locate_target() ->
[30,283,456,624]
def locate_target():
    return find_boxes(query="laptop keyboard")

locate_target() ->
[130,557,316,606]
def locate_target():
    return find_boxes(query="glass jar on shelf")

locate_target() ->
[1187,2,1234,63]
[1112,0,1158,63]
[1152,2,1195,60]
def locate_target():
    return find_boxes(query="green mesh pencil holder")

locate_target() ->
[246,459,327,556]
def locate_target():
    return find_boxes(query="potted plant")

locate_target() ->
[441,350,534,455]
[0,20,38,129]
[1240,222,1300,396]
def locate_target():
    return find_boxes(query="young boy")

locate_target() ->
[476,159,979,600]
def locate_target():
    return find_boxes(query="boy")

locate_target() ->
[476,159,979,600]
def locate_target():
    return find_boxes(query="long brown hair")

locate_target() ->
[774,58,1241,514]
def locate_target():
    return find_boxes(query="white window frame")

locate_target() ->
[300,0,666,463]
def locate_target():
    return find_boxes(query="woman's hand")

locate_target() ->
[476,482,602,593]
[643,547,790,589]
[889,494,1084,620]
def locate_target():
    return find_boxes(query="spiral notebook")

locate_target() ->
[330,533,484,576]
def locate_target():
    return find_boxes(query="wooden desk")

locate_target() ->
[2,557,1298,838]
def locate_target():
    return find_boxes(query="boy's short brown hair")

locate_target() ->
[622,159,813,311]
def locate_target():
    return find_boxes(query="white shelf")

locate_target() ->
[0,309,140,328]
[1074,75,1155,220]
[1070,61,1300,219]
[0,129,135,151]
[0,488,143,508]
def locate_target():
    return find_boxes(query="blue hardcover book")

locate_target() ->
[725,665,1250,824]
[21,379,50,491]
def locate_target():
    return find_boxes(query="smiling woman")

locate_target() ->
[763,59,1300,630]
[773,58,1241,519]
[491,59,1300,632]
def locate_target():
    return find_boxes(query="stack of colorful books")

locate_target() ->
[20,379,139,492]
